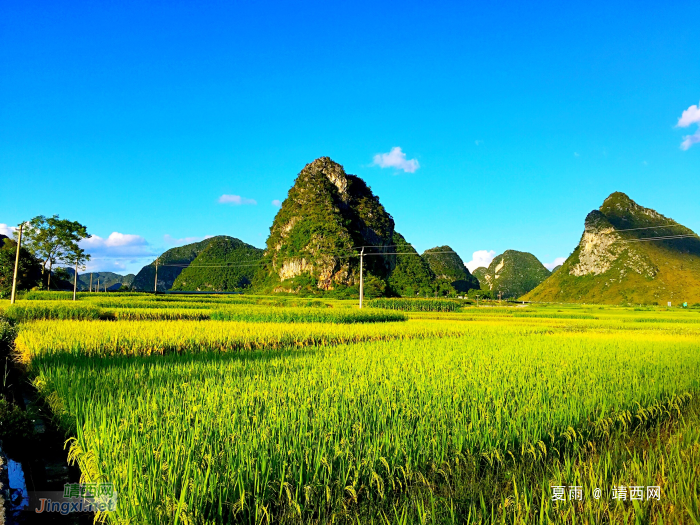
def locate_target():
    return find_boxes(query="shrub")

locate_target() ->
[0,397,34,458]
[0,314,18,357]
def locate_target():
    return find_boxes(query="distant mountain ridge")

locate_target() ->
[65,269,135,291]
[524,192,700,304]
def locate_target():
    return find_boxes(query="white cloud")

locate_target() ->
[80,232,152,258]
[0,224,16,237]
[677,103,700,127]
[544,257,566,271]
[465,250,496,273]
[372,147,420,173]
[72,231,155,274]
[218,194,257,205]
[271,199,282,207]
[86,232,146,248]
[677,102,700,150]
[680,129,700,151]
[475,140,484,146]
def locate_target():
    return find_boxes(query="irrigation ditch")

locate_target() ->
[0,315,93,524]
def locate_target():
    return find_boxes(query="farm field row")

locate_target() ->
[16,298,700,524]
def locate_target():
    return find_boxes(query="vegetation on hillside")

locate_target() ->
[131,237,217,291]
[171,237,263,291]
[477,249,550,298]
[387,232,436,296]
[255,157,396,293]
[254,157,440,297]
[422,245,479,293]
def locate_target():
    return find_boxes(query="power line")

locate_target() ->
[613,234,699,244]
[601,224,686,233]
[153,249,460,269]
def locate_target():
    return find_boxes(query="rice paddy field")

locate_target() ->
[2,292,700,524]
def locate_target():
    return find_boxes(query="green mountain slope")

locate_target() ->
[472,267,487,286]
[171,237,263,291]
[477,250,550,298]
[387,233,435,296]
[131,238,216,291]
[254,157,432,296]
[524,192,700,304]
[422,246,479,293]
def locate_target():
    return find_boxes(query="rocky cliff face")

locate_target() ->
[476,250,550,298]
[524,192,700,304]
[256,157,401,292]
[569,205,656,279]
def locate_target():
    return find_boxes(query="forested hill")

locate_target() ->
[476,250,550,298]
[253,156,442,296]
[171,237,263,291]
[524,192,700,304]
[422,246,480,293]
[131,238,217,291]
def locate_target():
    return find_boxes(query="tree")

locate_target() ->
[0,238,42,298]
[467,288,492,300]
[20,215,91,290]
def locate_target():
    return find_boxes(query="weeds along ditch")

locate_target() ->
[3,293,700,523]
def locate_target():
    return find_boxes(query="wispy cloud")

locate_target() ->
[475,140,484,146]
[544,257,566,271]
[677,101,700,150]
[465,250,496,273]
[680,130,700,151]
[271,199,282,207]
[372,147,420,173]
[218,194,257,205]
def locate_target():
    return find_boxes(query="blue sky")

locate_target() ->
[1,0,698,274]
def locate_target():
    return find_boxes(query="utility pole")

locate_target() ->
[359,248,365,309]
[154,258,159,293]
[498,291,502,304]
[97,278,100,292]
[73,260,78,301]
[475,294,480,307]
[10,223,24,305]
[89,273,93,293]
